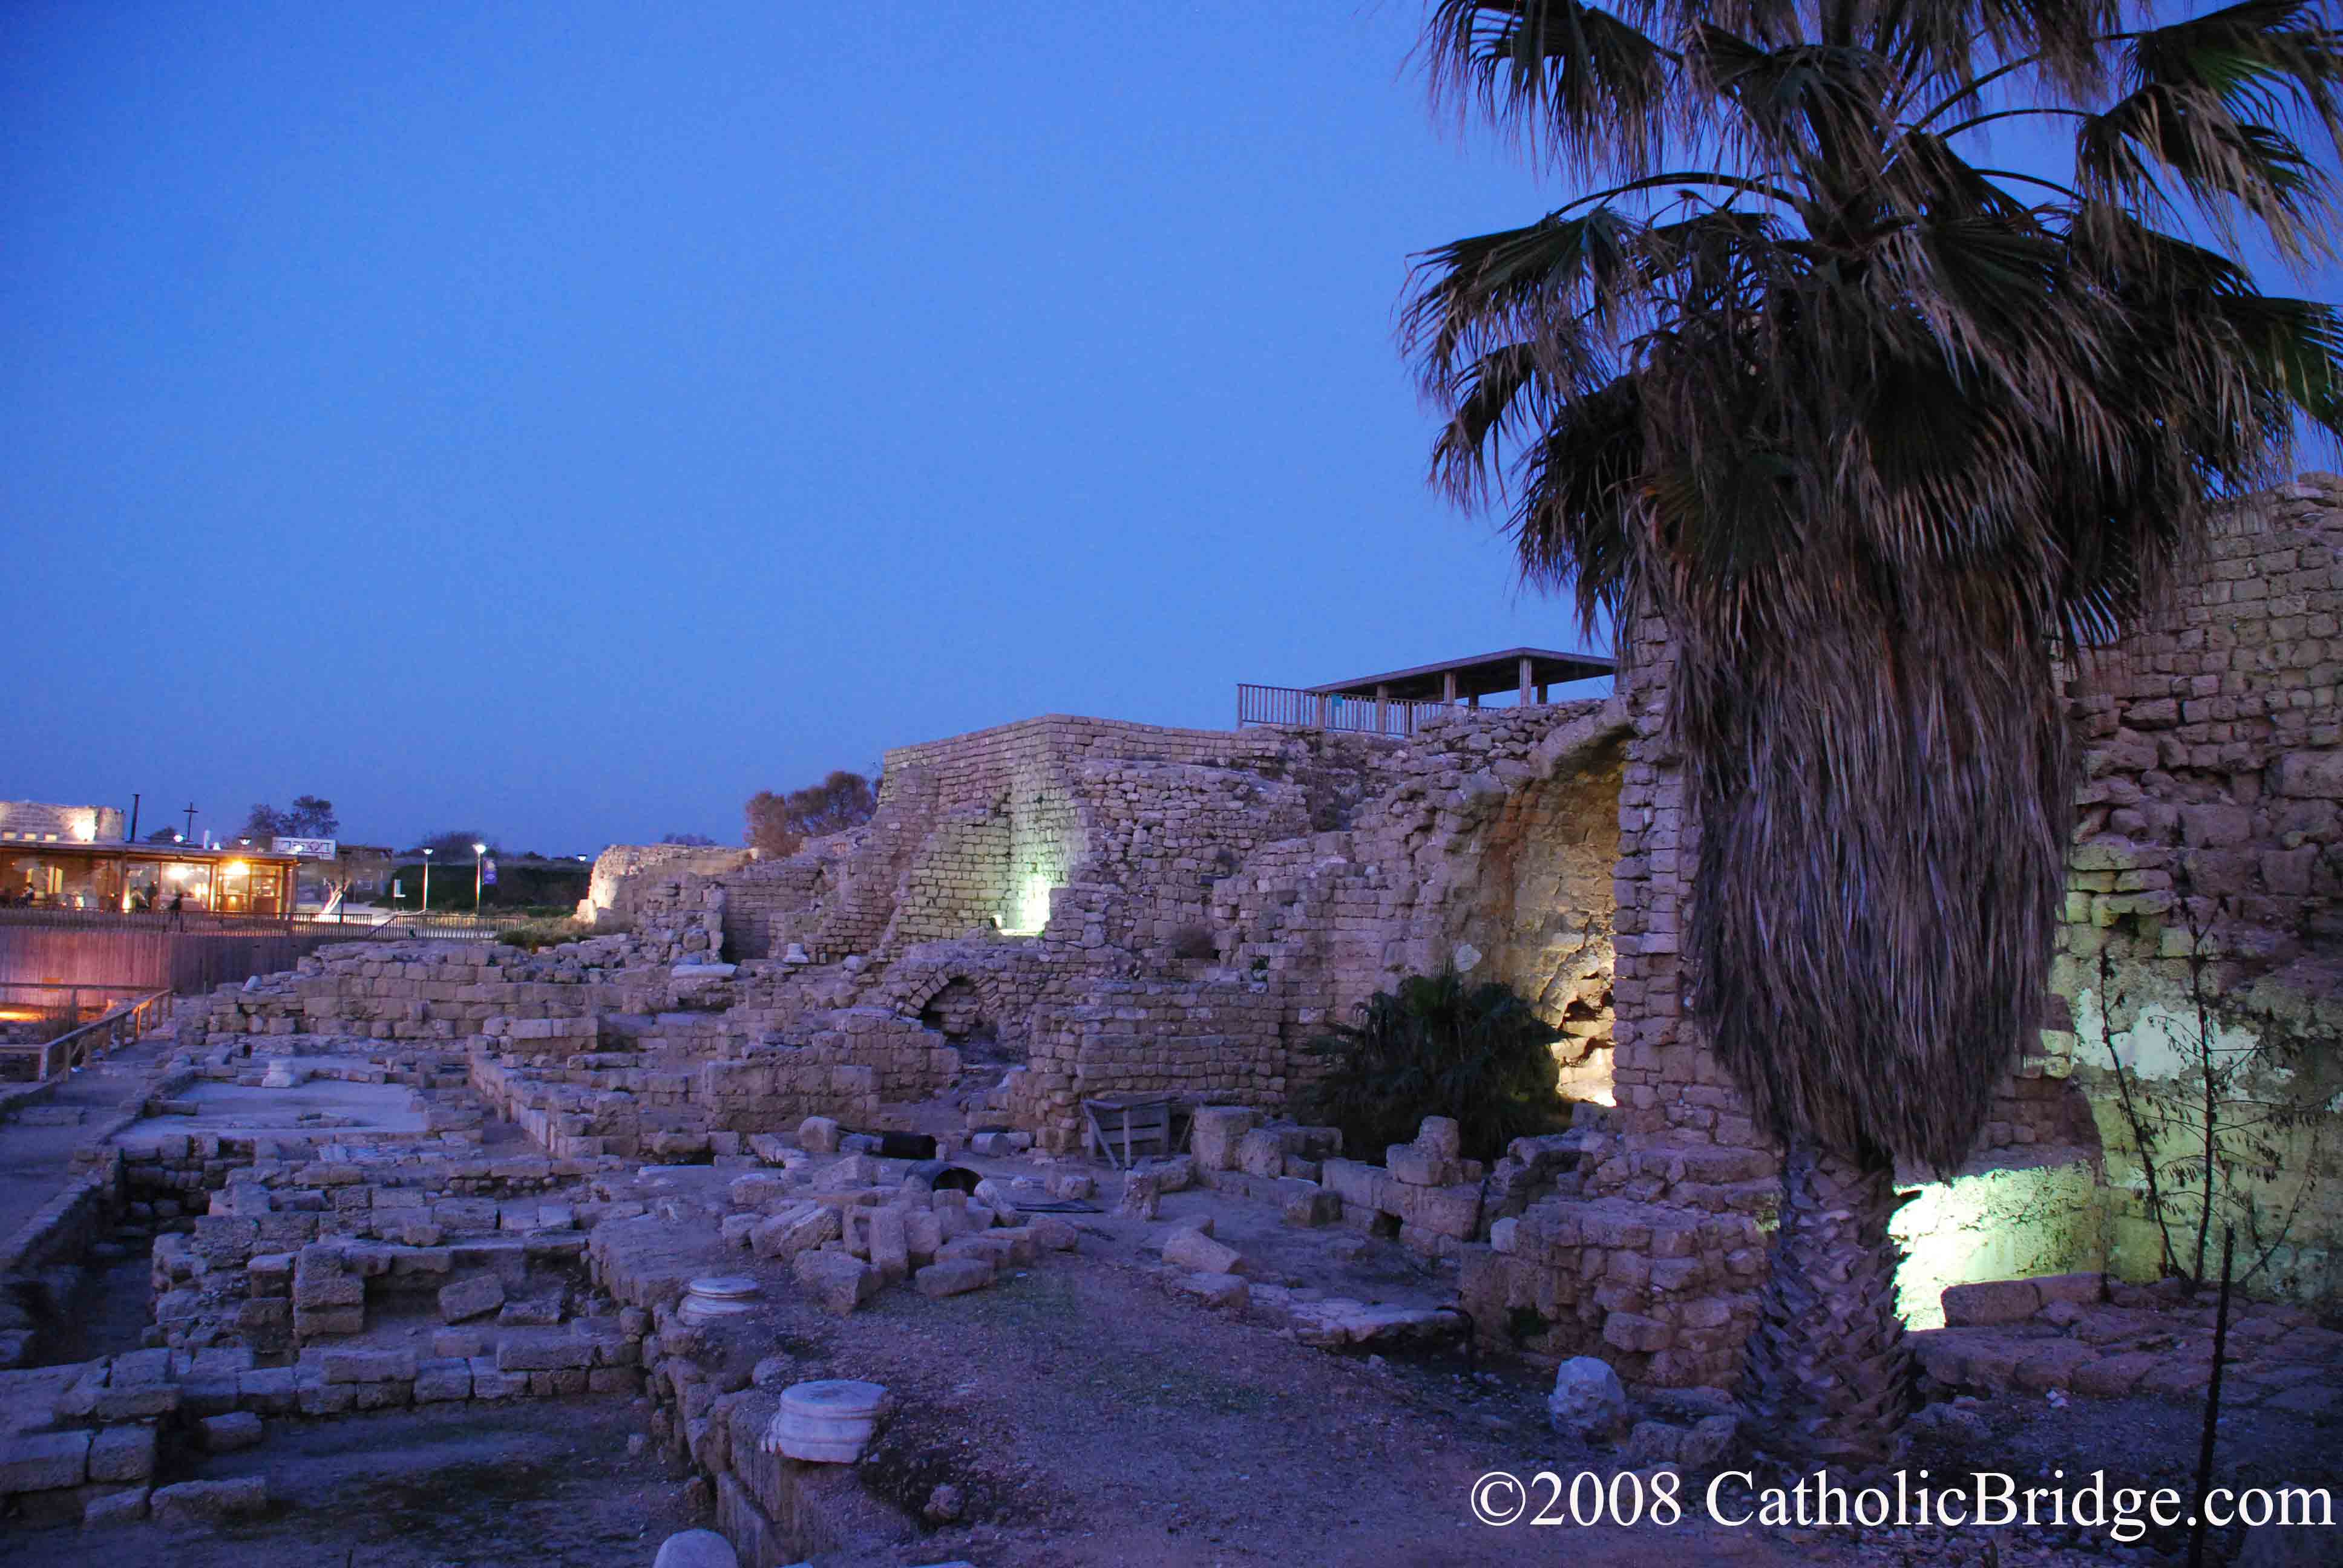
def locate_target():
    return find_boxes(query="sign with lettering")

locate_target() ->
[482,857,498,886]
[270,837,337,860]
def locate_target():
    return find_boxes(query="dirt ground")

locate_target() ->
[5,1082,2335,1566]
[2,1235,2335,1566]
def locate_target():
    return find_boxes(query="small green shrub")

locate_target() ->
[1299,970,1563,1164]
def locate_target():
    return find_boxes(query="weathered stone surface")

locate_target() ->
[496,1336,595,1373]
[1233,1129,1287,1178]
[1172,1271,1248,1310]
[414,1357,474,1403]
[1941,1279,2042,1327]
[200,1412,266,1452]
[1162,1228,1247,1276]
[653,1527,741,1568]
[793,1249,880,1315]
[752,1204,840,1263]
[1190,1106,1259,1171]
[1416,1116,1462,1160]
[237,1366,299,1415]
[798,1116,842,1154]
[2069,1350,2161,1399]
[0,1430,90,1492]
[1116,1171,1162,1219]
[438,1273,506,1324]
[469,1357,527,1400]
[320,1348,418,1384]
[82,1487,149,1527]
[1548,1356,1625,1439]
[913,1258,994,1298]
[150,1476,269,1524]
[2272,751,2343,799]
[88,1426,157,1484]
[2013,1341,2100,1392]
[1282,1187,1341,1227]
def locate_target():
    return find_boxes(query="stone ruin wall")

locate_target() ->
[286,474,2343,1398]
[578,843,752,930]
[1457,474,2343,1391]
[575,708,1634,1161]
[2051,474,2343,1306]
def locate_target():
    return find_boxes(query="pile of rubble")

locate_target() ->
[709,1116,1083,1314]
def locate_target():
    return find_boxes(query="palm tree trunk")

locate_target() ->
[1742,1137,1917,1465]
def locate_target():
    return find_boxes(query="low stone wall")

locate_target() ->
[1015,981,1292,1154]
[470,1046,888,1159]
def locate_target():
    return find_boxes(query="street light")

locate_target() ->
[421,848,433,915]
[473,841,487,913]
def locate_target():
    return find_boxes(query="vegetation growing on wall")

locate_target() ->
[2094,863,2330,1293]
[1301,971,1562,1163]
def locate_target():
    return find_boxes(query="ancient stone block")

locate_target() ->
[1190,1107,1259,1172]
[150,1477,267,1524]
[199,1413,264,1452]
[1282,1188,1342,1228]
[751,1204,839,1263]
[1172,1271,1248,1311]
[414,1359,474,1403]
[82,1487,149,1527]
[468,1357,527,1399]
[496,1336,595,1373]
[236,1367,298,1415]
[914,1258,994,1298]
[87,1426,156,1484]
[1234,1129,1287,1178]
[439,1273,506,1324]
[1386,1145,1462,1187]
[1941,1279,2042,1327]
[0,1430,90,1493]
[1162,1229,1247,1276]
[320,1348,418,1384]
[792,1250,879,1316]
[1416,1116,1462,1160]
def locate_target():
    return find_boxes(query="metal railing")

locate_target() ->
[0,904,299,933]
[302,916,513,944]
[0,987,171,1083]
[0,905,524,941]
[1235,683,1450,737]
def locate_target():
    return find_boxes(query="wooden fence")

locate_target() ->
[0,908,506,998]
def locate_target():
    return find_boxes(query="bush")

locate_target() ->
[495,918,586,952]
[1299,971,1563,1164]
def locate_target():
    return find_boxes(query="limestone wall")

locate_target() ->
[579,844,752,930]
[1475,474,2343,1390]
[2052,474,2343,1306]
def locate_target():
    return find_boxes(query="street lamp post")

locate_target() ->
[473,842,487,913]
[421,848,433,915]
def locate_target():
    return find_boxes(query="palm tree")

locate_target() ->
[1401,0,2341,1463]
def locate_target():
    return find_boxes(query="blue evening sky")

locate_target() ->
[4,4,2336,853]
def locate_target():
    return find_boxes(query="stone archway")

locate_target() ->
[886,970,1019,1065]
[1458,731,1628,1103]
